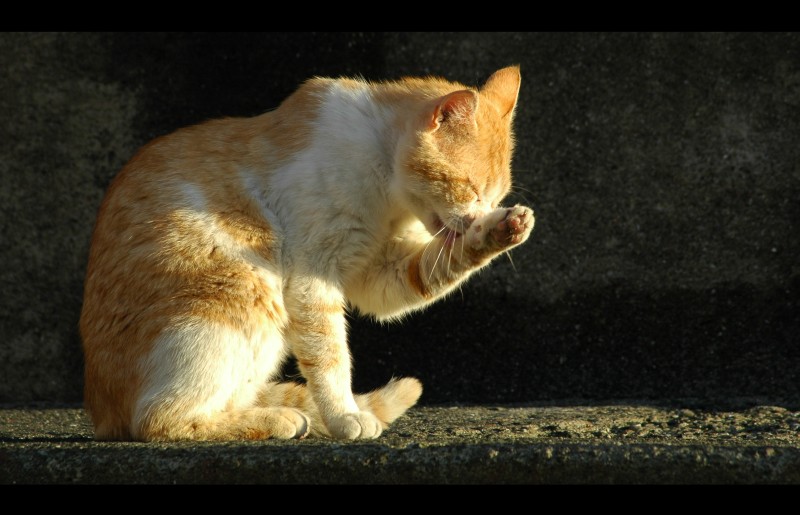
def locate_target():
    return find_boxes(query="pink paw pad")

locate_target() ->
[491,209,532,246]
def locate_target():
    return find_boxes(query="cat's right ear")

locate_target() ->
[428,90,478,132]
[481,66,521,119]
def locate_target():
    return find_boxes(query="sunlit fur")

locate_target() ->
[80,66,534,442]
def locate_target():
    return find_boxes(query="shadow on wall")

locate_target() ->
[55,276,799,408]
[106,32,390,142]
[344,277,800,408]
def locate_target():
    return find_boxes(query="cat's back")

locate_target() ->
[103,75,339,206]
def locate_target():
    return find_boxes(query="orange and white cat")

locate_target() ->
[80,66,534,441]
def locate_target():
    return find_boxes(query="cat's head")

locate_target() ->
[394,66,521,237]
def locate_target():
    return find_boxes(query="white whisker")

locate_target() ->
[421,225,446,270]
[447,231,454,277]
[508,187,534,207]
[430,238,446,282]
[421,238,434,267]
[505,251,517,272]
[459,219,465,263]
[426,225,448,283]
[511,184,536,196]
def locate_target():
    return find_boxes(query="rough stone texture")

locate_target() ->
[1,32,798,405]
[2,405,799,484]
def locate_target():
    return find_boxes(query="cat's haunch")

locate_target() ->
[80,66,534,441]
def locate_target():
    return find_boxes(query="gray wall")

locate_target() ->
[1,32,798,406]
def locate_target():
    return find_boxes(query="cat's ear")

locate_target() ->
[428,90,478,131]
[481,66,521,118]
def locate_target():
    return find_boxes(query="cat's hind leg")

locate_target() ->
[130,321,309,442]
[135,405,310,441]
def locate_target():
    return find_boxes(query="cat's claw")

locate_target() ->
[327,411,383,440]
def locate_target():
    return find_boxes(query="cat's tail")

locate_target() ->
[257,377,423,438]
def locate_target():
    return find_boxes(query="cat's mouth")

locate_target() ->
[431,214,462,245]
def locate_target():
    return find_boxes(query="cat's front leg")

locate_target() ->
[284,276,383,440]
[343,205,535,321]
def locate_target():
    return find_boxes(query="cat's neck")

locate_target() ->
[250,79,421,271]
[315,79,400,164]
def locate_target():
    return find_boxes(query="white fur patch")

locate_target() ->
[134,321,285,423]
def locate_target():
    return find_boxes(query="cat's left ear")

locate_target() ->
[428,90,478,132]
[481,65,521,119]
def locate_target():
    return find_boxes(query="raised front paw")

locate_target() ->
[327,411,383,440]
[490,205,534,248]
[468,205,535,252]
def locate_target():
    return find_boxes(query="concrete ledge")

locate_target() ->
[2,403,798,484]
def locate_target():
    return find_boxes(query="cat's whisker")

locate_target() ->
[432,223,454,281]
[508,186,534,207]
[459,219,466,263]
[430,238,446,282]
[505,251,518,272]
[421,238,435,269]
[421,225,447,274]
[511,186,533,195]
[424,225,448,282]
[447,231,454,277]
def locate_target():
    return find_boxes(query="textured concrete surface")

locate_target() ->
[1,32,798,407]
[2,403,799,484]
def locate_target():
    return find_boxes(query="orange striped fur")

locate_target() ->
[80,66,534,441]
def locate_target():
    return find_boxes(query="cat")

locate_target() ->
[79,65,535,441]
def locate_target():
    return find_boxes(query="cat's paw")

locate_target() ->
[327,411,383,440]
[468,205,534,252]
[272,407,311,439]
[490,205,534,248]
